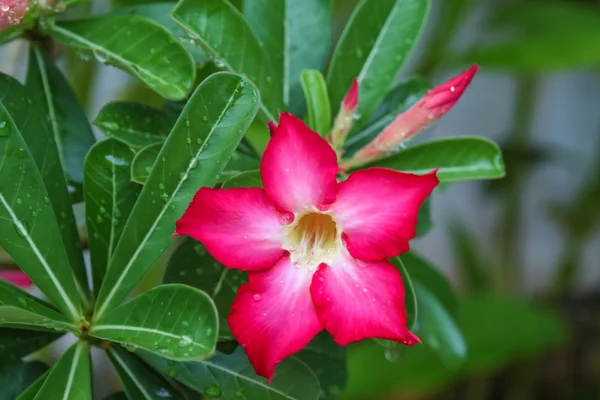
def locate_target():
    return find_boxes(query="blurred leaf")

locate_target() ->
[26,46,96,184]
[300,69,332,136]
[0,101,82,321]
[130,142,163,185]
[222,169,263,189]
[107,346,181,399]
[24,48,92,305]
[416,197,433,237]
[0,24,25,45]
[48,15,196,100]
[164,238,246,339]
[103,393,127,400]
[344,76,430,154]
[0,328,61,363]
[84,139,141,296]
[94,102,176,150]
[14,369,50,400]
[172,0,284,120]
[402,252,457,317]
[327,0,429,125]
[140,347,321,400]
[243,0,331,114]
[92,284,218,361]
[448,221,490,292]
[413,281,466,369]
[367,137,506,182]
[296,332,347,398]
[0,280,77,332]
[93,73,259,319]
[0,360,49,400]
[32,342,91,400]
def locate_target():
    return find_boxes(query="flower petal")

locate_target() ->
[175,187,286,271]
[228,256,323,381]
[332,168,438,260]
[310,251,419,346]
[0,269,32,288]
[261,112,338,213]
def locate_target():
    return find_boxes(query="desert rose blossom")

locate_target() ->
[0,0,28,30]
[329,78,359,153]
[175,113,438,380]
[0,268,33,288]
[342,65,479,170]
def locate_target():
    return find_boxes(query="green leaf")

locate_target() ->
[0,25,26,45]
[415,197,433,237]
[164,239,246,339]
[366,137,506,182]
[172,0,284,120]
[94,102,177,150]
[327,0,429,124]
[413,281,466,368]
[300,70,332,136]
[0,328,61,363]
[0,360,49,400]
[296,332,347,398]
[0,280,78,332]
[48,15,196,100]
[448,221,490,292]
[243,0,331,114]
[93,73,259,319]
[24,48,93,306]
[26,46,96,185]
[92,284,218,361]
[344,76,430,154]
[32,342,91,400]
[140,347,321,400]
[107,346,181,399]
[15,369,50,400]
[84,139,141,296]
[401,252,457,317]
[222,169,263,189]
[130,143,163,185]
[103,393,127,400]
[0,101,82,321]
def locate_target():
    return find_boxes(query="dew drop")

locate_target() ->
[204,384,222,398]
[185,137,192,144]
[158,183,165,190]
[167,369,178,377]
[16,198,22,205]
[252,294,261,301]
[202,116,208,121]
[178,335,193,347]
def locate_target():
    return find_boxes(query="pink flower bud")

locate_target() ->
[328,78,359,152]
[0,269,33,288]
[0,0,28,31]
[345,65,478,168]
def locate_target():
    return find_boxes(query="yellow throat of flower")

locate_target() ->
[284,211,340,270]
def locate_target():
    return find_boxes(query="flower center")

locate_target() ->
[284,212,339,270]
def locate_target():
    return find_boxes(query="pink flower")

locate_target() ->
[175,113,438,380]
[0,269,32,288]
[345,65,478,168]
[0,0,28,31]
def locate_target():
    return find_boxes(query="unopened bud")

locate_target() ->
[328,78,359,153]
[0,0,28,30]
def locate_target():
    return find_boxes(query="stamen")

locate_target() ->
[284,212,339,270]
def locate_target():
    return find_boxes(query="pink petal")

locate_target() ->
[0,269,32,288]
[228,256,323,381]
[342,78,359,110]
[310,251,419,346]
[332,168,438,260]
[261,112,338,213]
[175,187,286,271]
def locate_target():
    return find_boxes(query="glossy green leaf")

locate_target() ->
[172,0,284,120]
[222,169,263,189]
[0,281,78,333]
[416,197,433,237]
[300,70,332,136]
[48,15,196,100]
[366,137,506,182]
[243,0,331,114]
[327,0,429,124]
[33,342,91,400]
[92,284,218,361]
[296,332,347,398]
[344,76,430,154]
[0,101,82,321]
[26,46,96,184]
[15,369,50,400]
[93,72,259,319]
[0,328,61,363]
[94,102,176,150]
[130,143,163,185]
[84,139,140,295]
[107,346,181,399]
[0,361,49,400]
[413,282,466,368]
[402,252,457,317]
[140,347,321,400]
[164,239,246,338]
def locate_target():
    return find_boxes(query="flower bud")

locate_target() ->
[0,0,28,31]
[328,78,359,153]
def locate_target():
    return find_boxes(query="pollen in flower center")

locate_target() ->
[284,212,339,270]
